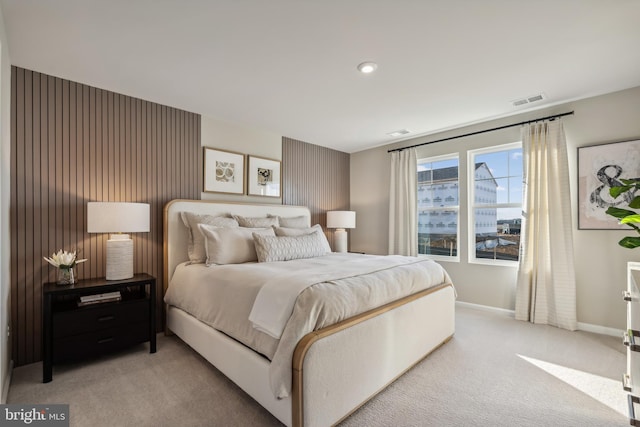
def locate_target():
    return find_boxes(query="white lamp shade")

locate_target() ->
[326,211,356,229]
[87,202,150,233]
[88,202,149,280]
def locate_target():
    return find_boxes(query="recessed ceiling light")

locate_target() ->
[357,62,378,74]
[387,129,410,137]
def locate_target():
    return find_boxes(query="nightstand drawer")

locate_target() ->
[53,322,149,363]
[53,299,149,339]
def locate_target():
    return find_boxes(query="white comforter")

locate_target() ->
[164,253,452,398]
[249,253,432,339]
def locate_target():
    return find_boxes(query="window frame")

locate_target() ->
[467,141,522,266]
[416,153,460,263]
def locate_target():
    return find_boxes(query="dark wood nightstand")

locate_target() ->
[42,274,156,383]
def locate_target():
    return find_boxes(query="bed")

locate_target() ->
[163,199,456,427]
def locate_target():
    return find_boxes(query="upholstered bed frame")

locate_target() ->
[163,199,455,427]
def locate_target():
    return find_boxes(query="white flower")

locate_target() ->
[43,250,87,269]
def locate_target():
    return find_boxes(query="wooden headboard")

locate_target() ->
[163,199,311,293]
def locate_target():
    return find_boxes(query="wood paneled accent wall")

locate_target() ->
[10,67,201,366]
[282,137,350,248]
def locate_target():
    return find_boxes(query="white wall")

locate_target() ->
[200,116,282,204]
[0,3,11,402]
[351,86,640,330]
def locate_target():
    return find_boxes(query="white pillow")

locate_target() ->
[253,230,330,263]
[198,224,275,265]
[268,214,308,228]
[273,224,331,253]
[233,215,279,228]
[181,212,239,263]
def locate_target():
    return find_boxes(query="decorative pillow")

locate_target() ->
[233,215,279,228]
[253,230,330,263]
[273,224,331,253]
[181,212,239,263]
[198,224,275,265]
[268,214,308,228]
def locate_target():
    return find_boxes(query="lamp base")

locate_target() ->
[106,234,134,280]
[334,229,348,253]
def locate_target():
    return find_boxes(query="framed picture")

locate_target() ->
[203,147,245,194]
[247,156,281,197]
[578,139,640,229]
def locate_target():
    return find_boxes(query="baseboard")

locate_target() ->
[576,322,623,338]
[455,301,515,317]
[1,359,13,404]
[456,301,624,337]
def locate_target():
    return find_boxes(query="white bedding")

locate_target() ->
[249,254,433,339]
[164,253,453,398]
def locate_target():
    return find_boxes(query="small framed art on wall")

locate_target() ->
[247,155,281,197]
[203,147,245,195]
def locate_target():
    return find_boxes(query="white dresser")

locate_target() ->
[624,261,640,425]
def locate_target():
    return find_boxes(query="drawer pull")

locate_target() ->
[97,315,115,322]
[97,337,114,344]
[624,374,632,392]
[625,291,633,302]
[625,330,640,352]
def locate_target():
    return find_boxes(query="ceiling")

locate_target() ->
[2,0,640,153]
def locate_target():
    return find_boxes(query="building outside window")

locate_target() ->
[468,142,523,264]
[417,142,522,264]
[417,155,459,259]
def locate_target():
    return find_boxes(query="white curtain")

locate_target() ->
[515,120,576,330]
[389,148,417,256]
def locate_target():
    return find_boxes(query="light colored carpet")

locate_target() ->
[8,306,628,426]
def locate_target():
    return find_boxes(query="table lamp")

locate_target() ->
[87,202,150,280]
[327,210,356,253]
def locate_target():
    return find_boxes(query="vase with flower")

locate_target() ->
[44,250,87,285]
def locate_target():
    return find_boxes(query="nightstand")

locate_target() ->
[42,274,156,383]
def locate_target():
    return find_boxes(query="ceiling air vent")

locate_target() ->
[512,93,546,107]
[387,129,410,137]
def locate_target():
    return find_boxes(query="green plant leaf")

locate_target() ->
[605,178,640,248]
[606,206,637,219]
[621,215,640,224]
[610,186,628,198]
[610,185,632,198]
[619,236,640,249]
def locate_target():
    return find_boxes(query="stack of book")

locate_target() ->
[77,291,122,307]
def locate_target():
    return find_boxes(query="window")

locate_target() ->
[417,155,459,260]
[468,142,522,264]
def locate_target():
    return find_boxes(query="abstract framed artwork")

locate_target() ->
[578,139,640,229]
[203,147,245,195]
[247,156,281,197]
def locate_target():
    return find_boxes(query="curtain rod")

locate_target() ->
[387,111,574,153]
